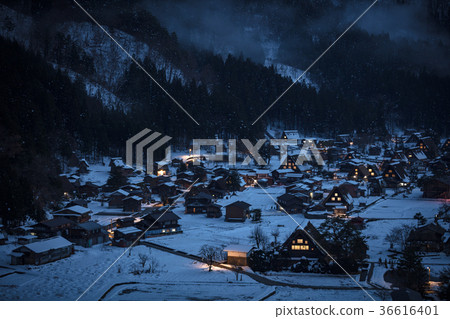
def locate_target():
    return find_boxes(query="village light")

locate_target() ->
[157,169,165,176]
[427,267,431,282]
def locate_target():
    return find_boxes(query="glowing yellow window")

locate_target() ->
[337,197,341,201]
[331,197,335,201]
[334,193,338,196]
[297,239,303,244]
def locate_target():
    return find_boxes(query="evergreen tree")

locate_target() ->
[438,267,450,301]
[396,246,428,293]
[226,171,242,192]
[107,169,128,189]
[318,218,368,272]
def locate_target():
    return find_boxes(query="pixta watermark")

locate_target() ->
[126,128,324,173]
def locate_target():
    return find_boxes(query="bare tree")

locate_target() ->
[271,228,280,245]
[199,245,222,271]
[138,253,148,268]
[250,225,268,250]
[385,224,415,250]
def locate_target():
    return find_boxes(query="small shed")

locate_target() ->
[223,244,253,266]
[225,201,251,222]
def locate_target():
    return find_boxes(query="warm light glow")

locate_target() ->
[157,169,165,176]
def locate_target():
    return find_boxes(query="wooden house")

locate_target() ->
[116,217,136,228]
[277,193,308,214]
[175,178,194,189]
[158,182,178,204]
[66,199,89,208]
[10,236,74,265]
[382,162,410,188]
[208,176,227,190]
[109,157,134,177]
[277,156,300,172]
[272,168,295,181]
[422,177,450,199]
[136,208,182,236]
[176,171,195,181]
[407,223,446,252]
[77,182,100,198]
[281,222,327,262]
[208,188,227,199]
[347,164,370,181]
[52,205,91,223]
[417,137,439,158]
[108,189,129,208]
[185,192,213,214]
[223,245,253,266]
[321,186,354,211]
[31,217,75,239]
[122,196,142,212]
[368,177,386,196]
[225,201,251,222]
[113,226,142,247]
[68,221,108,247]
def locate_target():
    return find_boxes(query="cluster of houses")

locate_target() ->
[4,129,450,268]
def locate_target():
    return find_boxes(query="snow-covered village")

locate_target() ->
[0,0,450,315]
[1,128,449,302]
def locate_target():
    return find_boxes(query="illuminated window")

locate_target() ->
[297,239,303,244]
[385,174,389,177]
[331,197,335,201]
[334,193,338,196]
[292,245,310,250]
[337,197,341,201]
[304,240,308,244]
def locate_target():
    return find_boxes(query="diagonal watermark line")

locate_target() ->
[252,0,378,125]
[75,178,199,301]
[253,180,376,301]
[72,0,200,126]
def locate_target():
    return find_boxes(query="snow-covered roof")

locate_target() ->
[124,195,142,201]
[223,244,253,253]
[111,189,129,196]
[283,130,300,140]
[54,205,91,215]
[115,226,142,235]
[22,236,72,253]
